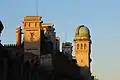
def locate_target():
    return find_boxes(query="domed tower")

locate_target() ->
[74,25,91,80]
[74,25,92,79]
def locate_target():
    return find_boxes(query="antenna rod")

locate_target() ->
[65,29,67,42]
[36,0,38,16]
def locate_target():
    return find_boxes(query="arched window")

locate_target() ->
[81,59,83,63]
[77,44,79,49]
[29,23,30,27]
[84,44,87,49]
[35,22,37,27]
[24,23,26,27]
[81,44,83,49]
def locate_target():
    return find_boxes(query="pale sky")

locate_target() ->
[1,0,120,80]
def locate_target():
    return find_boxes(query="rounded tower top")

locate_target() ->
[75,25,90,38]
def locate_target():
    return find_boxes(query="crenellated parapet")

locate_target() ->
[3,44,17,47]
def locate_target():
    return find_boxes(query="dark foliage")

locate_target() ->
[0,21,4,34]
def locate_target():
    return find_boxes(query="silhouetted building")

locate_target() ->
[0,17,59,80]
[0,17,95,80]
[3,16,60,66]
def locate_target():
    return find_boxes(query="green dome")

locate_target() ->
[75,25,90,38]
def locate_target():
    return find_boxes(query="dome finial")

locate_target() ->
[81,24,84,27]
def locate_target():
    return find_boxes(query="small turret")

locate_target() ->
[62,42,73,60]
[16,25,22,47]
[56,36,60,52]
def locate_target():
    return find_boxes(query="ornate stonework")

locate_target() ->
[23,16,42,56]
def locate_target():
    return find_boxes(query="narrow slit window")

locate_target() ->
[77,44,79,49]
[81,44,83,49]
[84,44,87,49]
[81,59,83,63]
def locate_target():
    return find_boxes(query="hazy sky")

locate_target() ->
[1,0,120,80]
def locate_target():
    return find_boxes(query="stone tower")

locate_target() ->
[62,42,73,60]
[16,25,22,47]
[23,16,43,56]
[74,25,92,80]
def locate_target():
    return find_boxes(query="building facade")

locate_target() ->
[0,18,96,80]
[23,16,42,56]
[2,16,61,67]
